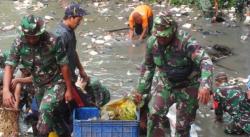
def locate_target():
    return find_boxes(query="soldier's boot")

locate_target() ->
[224,123,244,135]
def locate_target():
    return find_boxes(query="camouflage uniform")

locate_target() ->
[5,15,69,136]
[85,78,111,107]
[18,68,35,110]
[137,13,213,137]
[0,50,9,84]
[214,82,250,134]
[0,51,5,84]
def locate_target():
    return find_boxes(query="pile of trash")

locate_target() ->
[101,97,137,120]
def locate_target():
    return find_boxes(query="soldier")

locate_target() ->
[214,72,250,135]
[135,12,213,137]
[128,4,153,41]
[2,14,73,137]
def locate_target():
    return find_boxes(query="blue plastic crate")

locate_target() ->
[73,107,139,137]
[74,107,100,120]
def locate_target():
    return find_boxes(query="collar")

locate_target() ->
[60,21,73,32]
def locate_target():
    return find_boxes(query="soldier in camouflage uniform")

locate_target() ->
[136,12,213,137]
[214,72,250,135]
[2,14,73,137]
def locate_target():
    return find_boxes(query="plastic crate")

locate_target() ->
[73,107,139,137]
[74,107,100,120]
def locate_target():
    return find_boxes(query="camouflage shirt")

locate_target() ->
[214,82,245,117]
[137,30,213,94]
[5,32,68,86]
[0,50,10,68]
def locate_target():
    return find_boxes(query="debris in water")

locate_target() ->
[89,50,98,56]
[182,23,192,29]
[1,25,15,31]
[205,44,232,62]
[95,40,105,44]
[240,35,248,41]
[44,15,54,20]
[104,35,112,41]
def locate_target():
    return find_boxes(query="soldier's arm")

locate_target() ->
[137,36,156,95]
[3,39,20,107]
[185,37,213,90]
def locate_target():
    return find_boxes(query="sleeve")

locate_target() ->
[141,15,148,29]
[53,36,69,65]
[5,39,20,68]
[185,36,213,90]
[137,36,156,94]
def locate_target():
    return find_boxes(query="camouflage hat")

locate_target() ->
[17,14,46,36]
[153,12,176,37]
[65,3,88,17]
[215,72,228,80]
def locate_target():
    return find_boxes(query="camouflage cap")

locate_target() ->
[17,14,46,36]
[215,72,228,80]
[65,3,88,17]
[153,11,176,37]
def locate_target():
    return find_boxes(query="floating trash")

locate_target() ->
[95,40,105,45]
[182,23,192,29]
[1,25,15,31]
[240,35,248,41]
[89,50,98,56]
[44,15,54,20]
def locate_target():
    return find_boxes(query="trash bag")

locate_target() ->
[101,97,137,120]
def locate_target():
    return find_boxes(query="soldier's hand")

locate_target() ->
[131,90,142,105]
[198,87,211,105]
[65,88,73,103]
[79,69,89,82]
[11,78,19,90]
[3,89,16,108]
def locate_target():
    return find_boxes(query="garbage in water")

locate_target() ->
[1,25,15,31]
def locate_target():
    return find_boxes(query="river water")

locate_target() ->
[0,0,249,137]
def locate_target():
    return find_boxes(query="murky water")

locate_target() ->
[0,0,249,137]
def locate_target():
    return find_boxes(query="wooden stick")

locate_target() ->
[105,27,129,32]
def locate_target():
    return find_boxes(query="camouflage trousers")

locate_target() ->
[147,79,199,137]
[231,97,250,134]
[35,81,68,136]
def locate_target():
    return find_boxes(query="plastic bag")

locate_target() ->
[101,97,137,120]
